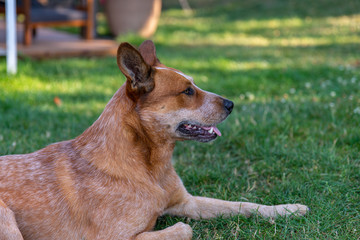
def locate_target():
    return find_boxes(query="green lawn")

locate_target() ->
[1,0,360,239]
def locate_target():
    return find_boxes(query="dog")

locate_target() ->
[0,40,308,240]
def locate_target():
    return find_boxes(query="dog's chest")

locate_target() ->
[72,178,168,239]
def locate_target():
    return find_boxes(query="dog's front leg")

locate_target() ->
[165,194,309,219]
[135,222,192,240]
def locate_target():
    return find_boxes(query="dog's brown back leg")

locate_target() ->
[0,199,23,240]
[134,222,192,240]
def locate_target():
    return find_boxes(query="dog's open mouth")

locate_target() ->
[177,122,222,142]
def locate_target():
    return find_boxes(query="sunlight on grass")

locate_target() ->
[328,14,360,28]
[156,13,360,49]
[274,35,360,46]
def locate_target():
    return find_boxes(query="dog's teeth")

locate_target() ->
[209,127,214,134]
[188,124,192,128]
[193,126,197,129]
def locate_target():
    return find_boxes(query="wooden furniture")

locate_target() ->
[1,0,94,46]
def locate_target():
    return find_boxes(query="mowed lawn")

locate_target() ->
[1,0,360,239]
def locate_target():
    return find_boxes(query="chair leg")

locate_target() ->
[85,24,93,40]
[80,26,86,38]
[32,27,37,37]
[24,24,32,46]
[85,0,94,40]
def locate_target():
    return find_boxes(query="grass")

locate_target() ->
[1,0,360,238]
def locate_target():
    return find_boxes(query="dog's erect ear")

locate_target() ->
[139,40,161,66]
[117,42,154,96]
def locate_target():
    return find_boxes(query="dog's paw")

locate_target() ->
[171,222,193,240]
[258,204,309,218]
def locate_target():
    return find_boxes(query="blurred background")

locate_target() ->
[1,0,360,238]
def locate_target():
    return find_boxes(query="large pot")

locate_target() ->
[105,0,162,38]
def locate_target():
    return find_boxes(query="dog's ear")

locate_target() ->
[139,40,161,66]
[117,42,155,97]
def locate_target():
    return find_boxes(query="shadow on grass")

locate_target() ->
[194,0,360,20]
[158,22,358,43]
[0,95,101,155]
[156,42,359,63]
[17,56,120,85]
[153,42,358,96]
[1,56,357,155]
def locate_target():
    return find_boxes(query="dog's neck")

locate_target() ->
[72,85,175,181]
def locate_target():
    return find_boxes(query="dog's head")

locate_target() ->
[117,41,233,143]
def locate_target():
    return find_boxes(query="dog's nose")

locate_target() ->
[223,99,234,114]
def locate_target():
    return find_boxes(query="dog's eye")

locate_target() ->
[182,87,194,96]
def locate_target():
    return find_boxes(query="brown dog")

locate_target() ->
[0,41,308,240]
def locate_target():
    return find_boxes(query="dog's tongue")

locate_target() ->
[203,126,222,137]
[213,127,222,136]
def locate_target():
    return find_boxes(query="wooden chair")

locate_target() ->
[1,0,94,46]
